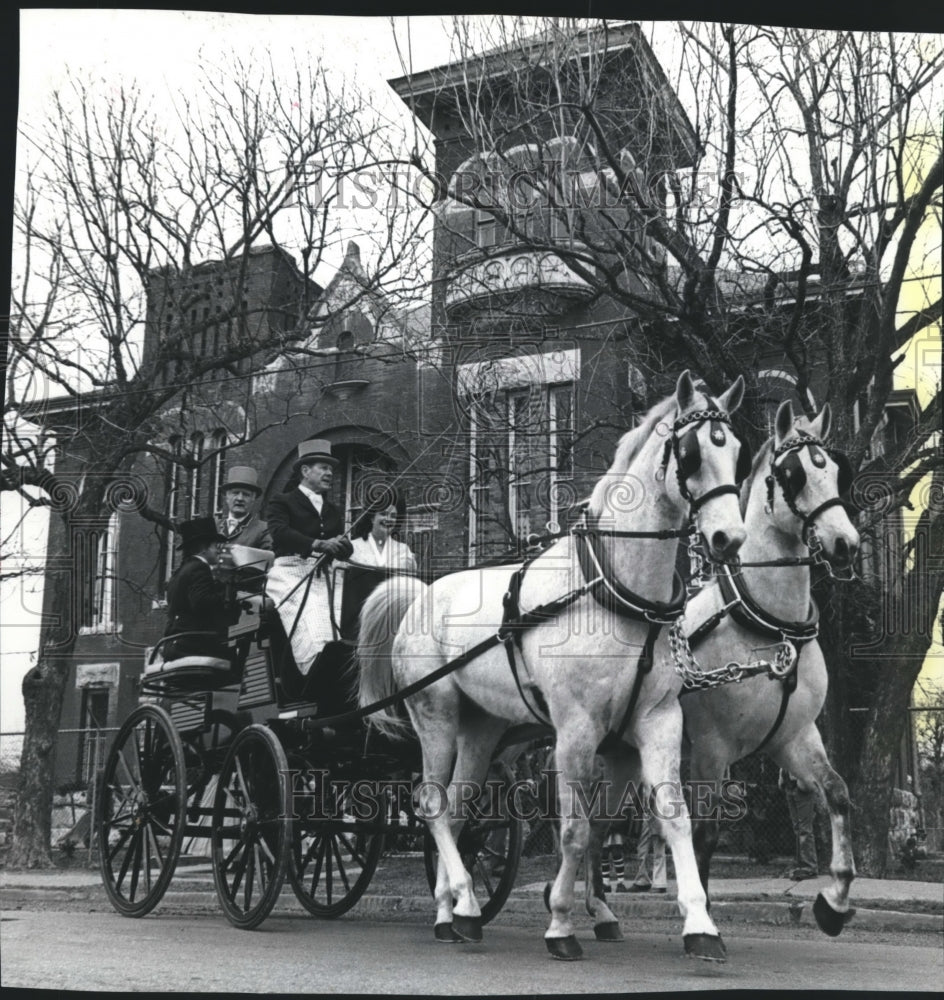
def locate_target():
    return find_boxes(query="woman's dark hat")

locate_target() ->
[292,438,339,473]
[177,516,227,549]
[365,484,405,515]
[351,484,404,539]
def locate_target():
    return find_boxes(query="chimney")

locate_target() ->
[344,241,361,268]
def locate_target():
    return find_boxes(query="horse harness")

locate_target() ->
[499,405,748,745]
[680,563,820,752]
[499,522,689,739]
[676,432,850,751]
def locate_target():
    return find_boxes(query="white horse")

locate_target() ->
[588,399,860,938]
[358,371,747,961]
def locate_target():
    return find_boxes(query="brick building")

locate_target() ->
[40,23,918,810]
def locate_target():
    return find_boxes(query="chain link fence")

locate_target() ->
[0,733,23,849]
[0,731,23,775]
[1,728,120,856]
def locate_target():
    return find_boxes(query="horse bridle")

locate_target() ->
[658,408,750,515]
[764,433,854,545]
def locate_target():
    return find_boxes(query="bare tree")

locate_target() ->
[4,54,428,866]
[398,17,943,873]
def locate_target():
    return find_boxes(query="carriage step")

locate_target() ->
[278,704,319,720]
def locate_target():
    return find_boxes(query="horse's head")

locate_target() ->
[765,400,860,572]
[662,370,748,562]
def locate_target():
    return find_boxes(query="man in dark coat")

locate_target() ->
[216,466,272,550]
[161,516,238,661]
[264,439,353,673]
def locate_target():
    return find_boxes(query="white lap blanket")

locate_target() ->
[265,557,343,675]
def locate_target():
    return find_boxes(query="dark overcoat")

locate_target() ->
[266,489,345,558]
[161,556,237,660]
[215,513,272,549]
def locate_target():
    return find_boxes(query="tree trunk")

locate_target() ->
[850,647,924,876]
[8,556,76,868]
[848,500,944,876]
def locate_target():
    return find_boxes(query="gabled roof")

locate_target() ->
[309,241,385,323]
[287,242,431,355]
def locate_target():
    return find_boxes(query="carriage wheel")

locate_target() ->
[422,761,523,924]
[211,724,290,930]
[288,767,385,918]
[96,704,187,917]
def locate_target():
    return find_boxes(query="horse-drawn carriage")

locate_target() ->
[96,557,529,931]
[97,371,861,961]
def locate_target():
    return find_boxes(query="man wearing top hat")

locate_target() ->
[264,439,354,674]
[216,465,272,550]
[160,516,239,662]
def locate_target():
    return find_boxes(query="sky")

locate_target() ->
[3,9,942,734]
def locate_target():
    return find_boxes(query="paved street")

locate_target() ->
[2,905,941,993]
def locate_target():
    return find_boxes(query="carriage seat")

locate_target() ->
[141,634,238,694]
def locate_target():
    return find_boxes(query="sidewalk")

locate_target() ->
[2,864,941,933]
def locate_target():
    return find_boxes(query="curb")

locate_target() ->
[320,894,944,934]
[2,883,941,934]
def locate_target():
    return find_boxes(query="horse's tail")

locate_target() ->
[357,574,428,739]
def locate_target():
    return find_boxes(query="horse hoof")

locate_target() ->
[451,914,483,942]
[594,921,623,942]
[813,893,855,937]
[684,933,727,963]
[543,882,552,912]
[546,935,583,961]
[434,922,461,943]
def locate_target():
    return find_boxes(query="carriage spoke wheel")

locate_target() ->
[211,725,290,930]
[423,762,523,924]
[288,769,384,918]
[97,704,187,917]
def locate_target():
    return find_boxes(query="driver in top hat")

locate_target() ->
[264,439,354,675]
[215,465,272,550]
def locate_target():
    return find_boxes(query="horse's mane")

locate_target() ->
[740,437,773,517]
[588,394,677,512]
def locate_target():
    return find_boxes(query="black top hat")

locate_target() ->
[219,466,262,495]
[292,438,339,473]
[177,516,227,550]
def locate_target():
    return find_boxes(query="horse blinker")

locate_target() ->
[677,420,749,484]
